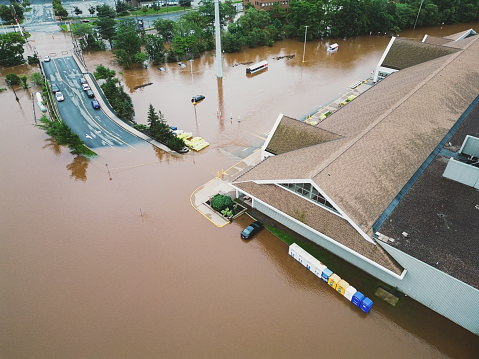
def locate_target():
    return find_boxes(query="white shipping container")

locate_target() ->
[344,286,357,301]
[313,263,327,278]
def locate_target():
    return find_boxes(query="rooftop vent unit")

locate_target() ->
[443,135,479,189]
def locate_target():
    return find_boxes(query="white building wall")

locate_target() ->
[252,199,479,335]
[378,242,479,335]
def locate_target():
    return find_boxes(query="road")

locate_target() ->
[0,0,190,33]
[42,56,143,149]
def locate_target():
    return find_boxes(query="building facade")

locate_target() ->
[229,30,479,335]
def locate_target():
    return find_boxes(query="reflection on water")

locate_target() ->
[42,138,62,156]
[1,23,479,359]
[66,156,89,181]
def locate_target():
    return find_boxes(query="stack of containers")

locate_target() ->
[288,243,373,313]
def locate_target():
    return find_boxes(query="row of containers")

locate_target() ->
[289,243,373,313]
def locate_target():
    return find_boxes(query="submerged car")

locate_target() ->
[178,62,186,68]
[55,91,64,102]
[91,99,100,109]
[240,221,264,239]
[44,55,51,62]
[191,95,205,103]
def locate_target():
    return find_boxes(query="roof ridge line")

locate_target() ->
[310,48,463,179]
[231,156,269,183]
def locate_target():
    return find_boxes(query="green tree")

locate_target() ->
[179,0,192,10]
[113,18,144,68]
[101,77,135,122]
[0,4,24,22]
[145,34,166,65]
[74,6,82,17]
[72,23,105,51]
[116,1,132,16]
[94,64,116,79]
[147,103,159,129]
[5,73,20,100]
[96,3,116,18]
[36,116,96,157]
[5,73,20,86]
[197,0,236,27]
[166,136,186,152]
[0,32,25,66]
[153,19,177,42]
[19,75,28,89]
[30,72,43,86]
[96,16,116,49]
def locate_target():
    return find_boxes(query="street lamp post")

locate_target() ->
[302,25,309,63]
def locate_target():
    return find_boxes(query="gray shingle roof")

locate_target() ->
[381,37,460,70]
[378,100,479,289]
[234,181,403,275]
[233,32,479,277]
[265,115,342,155]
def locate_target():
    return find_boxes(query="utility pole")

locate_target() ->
[214,0,222,78]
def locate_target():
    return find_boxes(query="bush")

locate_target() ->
[166,135,186,152]
[210,194,233,212]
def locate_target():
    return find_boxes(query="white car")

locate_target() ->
[44,55,51,62]
[81,83,91,91]
[55,91,64,102]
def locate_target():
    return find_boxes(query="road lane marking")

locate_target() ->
[52,58,136,149]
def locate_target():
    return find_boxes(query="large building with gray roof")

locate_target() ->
[229,30,479,335]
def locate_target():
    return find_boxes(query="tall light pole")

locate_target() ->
[413,0,424,31]
[214,0,223,78]
[302,25,309,63]
[191,59,196,105]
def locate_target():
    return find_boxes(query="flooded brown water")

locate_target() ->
[2,23,479,358]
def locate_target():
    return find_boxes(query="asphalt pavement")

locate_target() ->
[42,55,173,151]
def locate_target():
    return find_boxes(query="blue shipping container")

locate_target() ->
[352,291,365,307]
[360,297,373,313]
[321,268,333,282]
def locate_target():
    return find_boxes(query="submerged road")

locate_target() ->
[42,56,143,150]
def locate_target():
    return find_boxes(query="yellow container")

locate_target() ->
[328,274,341,290]
[336,279,349,295]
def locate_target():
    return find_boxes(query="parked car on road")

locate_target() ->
[79,77,87,85]
[241,221,264,239]
[55,91,64,102]
[91,99,100,109]
[86,89,94,98]
[51,83,59,93]
[82,83,91,91]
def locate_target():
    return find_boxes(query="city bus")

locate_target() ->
[246,60,268,75]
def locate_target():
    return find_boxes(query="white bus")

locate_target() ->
[246,60,268,74]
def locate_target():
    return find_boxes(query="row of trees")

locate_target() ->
[78,0,479,68]
[93,64,136,122]
[223,0,479,50]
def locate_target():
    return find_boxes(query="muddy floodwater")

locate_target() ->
[1,23,479,358]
